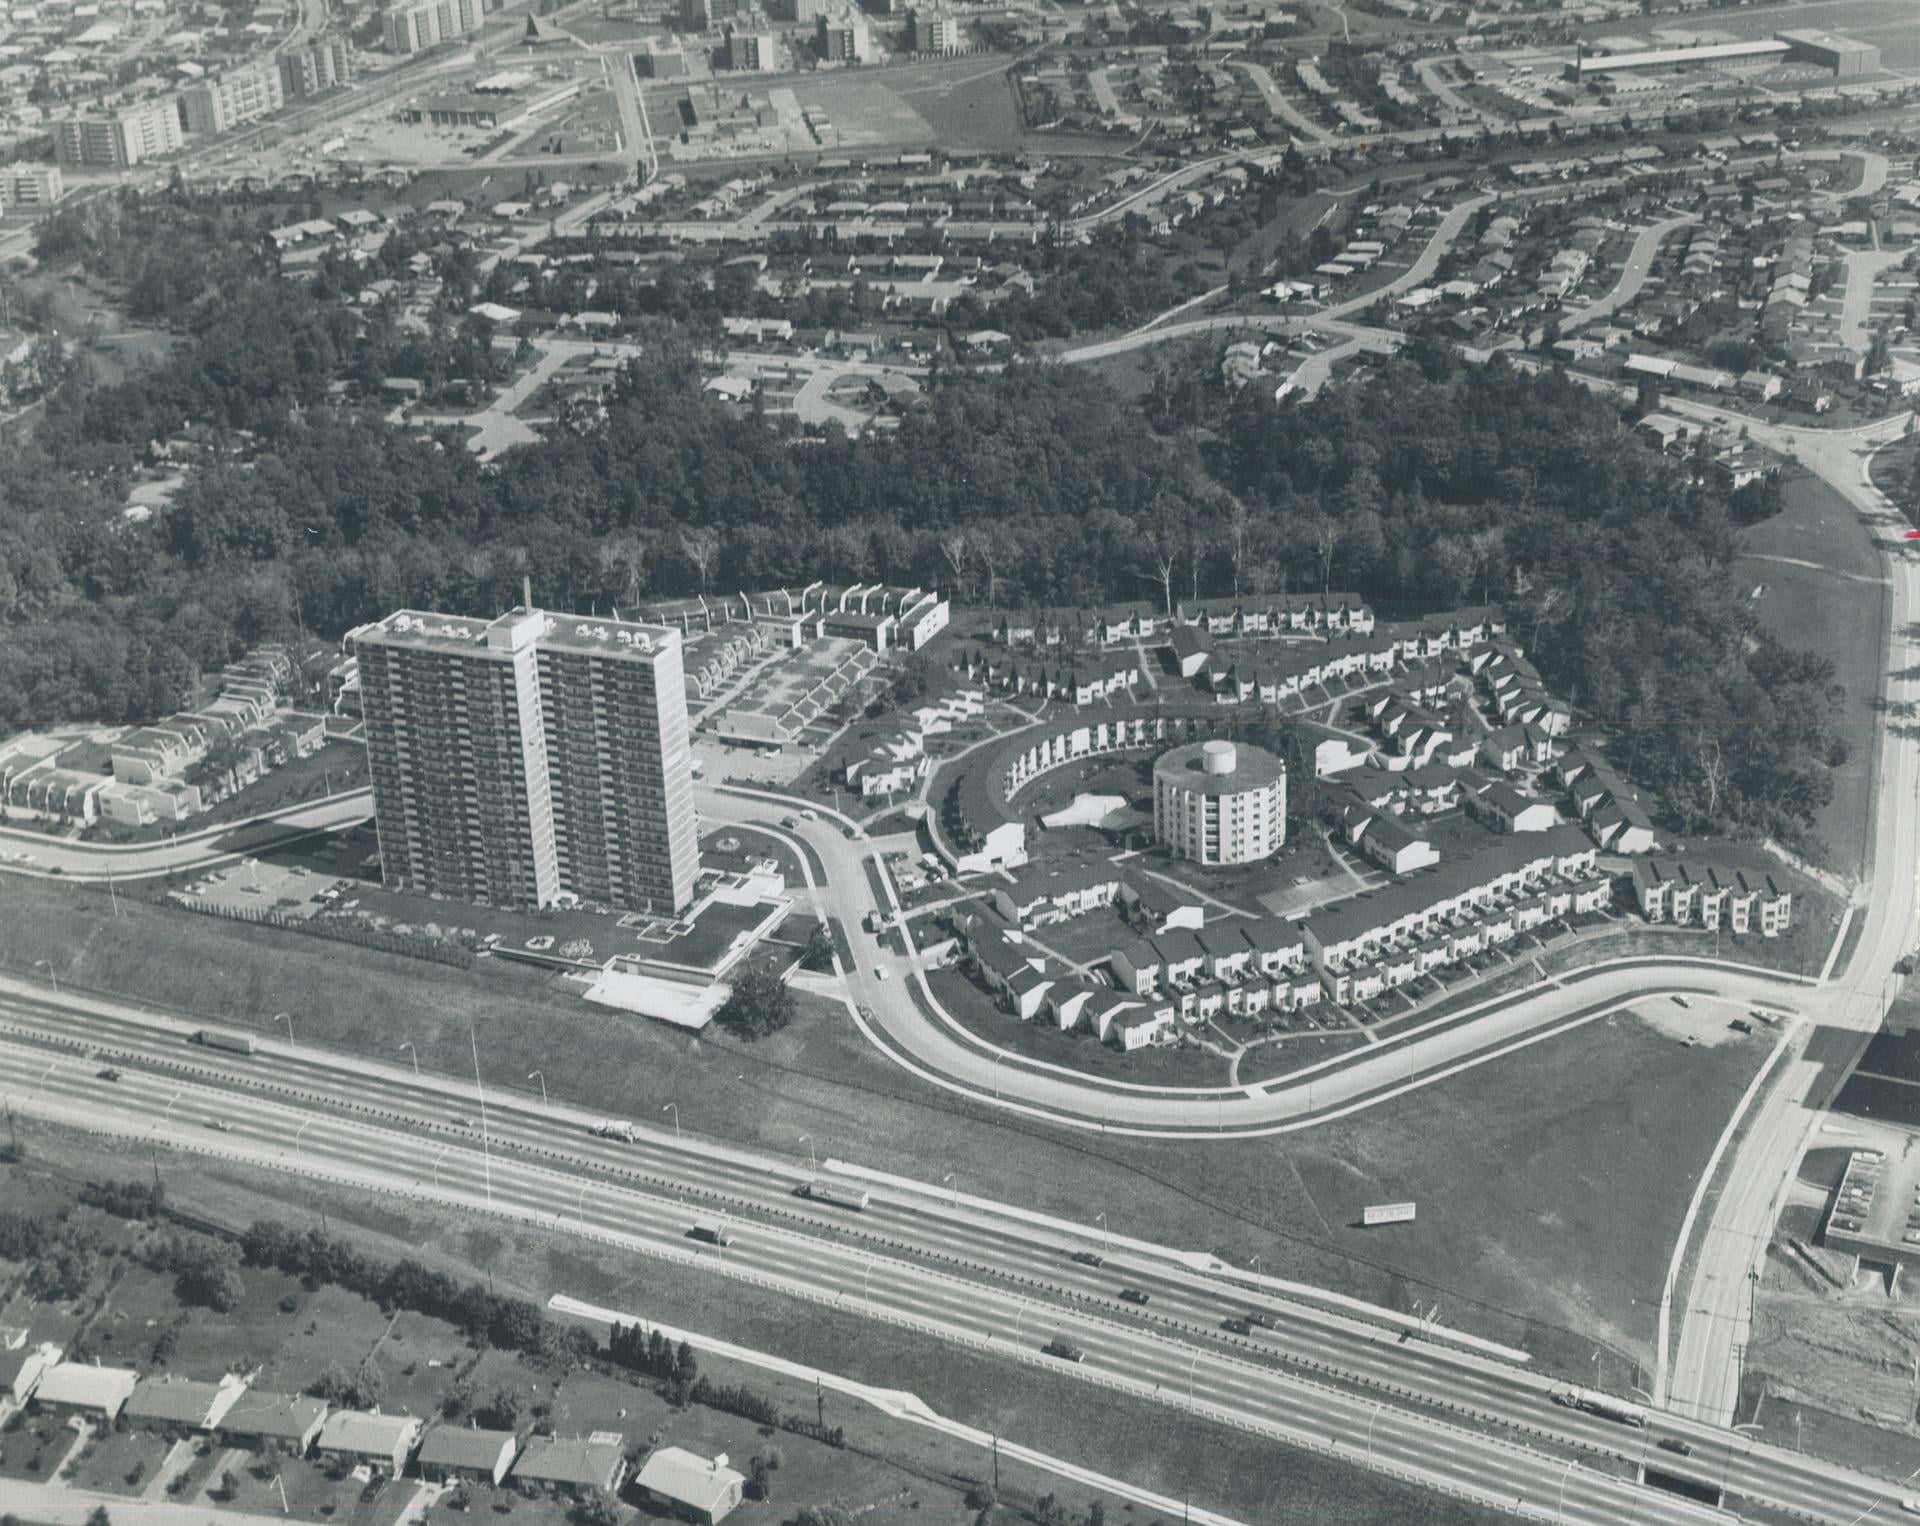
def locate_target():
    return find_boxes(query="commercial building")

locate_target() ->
[349,607,700,914]
[638,40,690,76]
[0,165,64,209]
[278,37,354,99]
[51,99,182,168]
[1154,740,1286,865]
[1567,29,1878,83]
[181,60,284,134]
[1823,1147,1920,1285]
[1774,29,1880,76]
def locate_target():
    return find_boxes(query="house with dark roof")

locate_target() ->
[124,1374,249,1434]
[417,1425,519,1486]
[513,1435,628,1500]
[217,1391,329,1453]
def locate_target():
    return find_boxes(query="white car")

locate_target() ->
[874,967,889,982]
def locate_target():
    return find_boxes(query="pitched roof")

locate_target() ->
[516,1435,625,1490]
[218,1391,328,1442]
[635,1447,743,1512]
[317,1411,421,1456]
[418,1425,518,1473]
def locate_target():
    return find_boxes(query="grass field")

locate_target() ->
[878,57,1028,152]
[2,866,1769,1375]
[1735,465,1888,881]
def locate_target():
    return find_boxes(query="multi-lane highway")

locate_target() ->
[3,977,1915,1524]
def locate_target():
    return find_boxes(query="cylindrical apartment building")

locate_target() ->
[1153,739,1286,865]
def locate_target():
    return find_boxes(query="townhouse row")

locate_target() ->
[991,592,1386,652]
[1632,857,1792,938]
[636,581,950,654]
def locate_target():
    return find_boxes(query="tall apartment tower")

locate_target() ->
[349,607,700,914]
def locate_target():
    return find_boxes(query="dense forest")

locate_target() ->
[0,191,1842,848]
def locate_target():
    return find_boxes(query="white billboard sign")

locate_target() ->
[1362,1201,1417,1227]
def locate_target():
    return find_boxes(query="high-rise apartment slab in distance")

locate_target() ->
[349,607,700,914]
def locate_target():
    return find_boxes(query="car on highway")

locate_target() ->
[1671,995,1691,1008]
[1656,1438,1693,1456]
[1118,1288,1150,1305]
[97,1067,121,1082]
[1069,1250,1105,1268]
[207,1119,232,1132]
[873,967,888,981]
[448,1115,474,1129]
[1222,1317,1254,1336]
[1901,1497,1920,1515]
[1246,1311,1276,1329]
[1042,1338,1084,1363]
[782,816,798,828]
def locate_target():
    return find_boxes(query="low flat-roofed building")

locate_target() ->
[633,1446,746,1524]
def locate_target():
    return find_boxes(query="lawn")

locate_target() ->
[67,1426,167,1494]
[1735,466,1889,880]
[6,867,1766,1378]
[1236,1031,1368,1085]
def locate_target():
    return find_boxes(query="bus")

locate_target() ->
[1553,1387,1647,1428]
[802,1177,871,1211]
[192,1029,257,1056]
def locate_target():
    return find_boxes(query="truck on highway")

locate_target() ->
[801,1177,871,1211]
[592,1120,637,1143]
[689,1220,734,1247]
[1552,1387,1647,1428]
[192,1028,257,1056]
[1042,1338,1084,1363]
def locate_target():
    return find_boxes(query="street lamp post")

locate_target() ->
[662,1102,680,1140]
[800,1134,815,1173]
[1095,1212,1109,1251]
[398,1041,419,1077]
[274,1011,295,1049]
[1365,1399,1385,1463]
[1555,1457,1575,1525]
[943,1172,957,1205]
[528,1070,546,1106]
[32,959,57,996]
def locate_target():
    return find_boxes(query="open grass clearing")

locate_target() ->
[4,869,1764,1374]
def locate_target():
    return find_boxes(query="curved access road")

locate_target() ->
[1556,213,1697,338]
[1661,409,1919,1425]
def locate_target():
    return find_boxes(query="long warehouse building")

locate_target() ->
[1569,29,1879,82]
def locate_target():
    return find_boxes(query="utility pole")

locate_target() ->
[991,1434,999,1495]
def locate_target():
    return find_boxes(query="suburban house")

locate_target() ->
[124,1374,250,1434]
[315,1412,423,1477]
[1467,779,1559,834]
[416,1425,519,1486]
[216,1391,329,1454]
[33,1362,141,1423]
[0,1340,59,1405]
[633,1447,746,1525]
[1346,807,1441,877]
[513,1436,629,1500]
